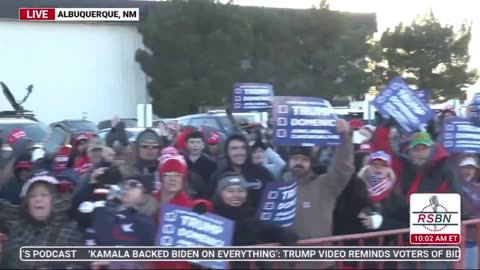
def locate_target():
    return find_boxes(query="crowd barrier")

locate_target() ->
[249,218,480,270]
[1,220,479,269]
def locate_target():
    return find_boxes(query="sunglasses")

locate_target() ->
[141,144,160,150]
[123,180,143,189]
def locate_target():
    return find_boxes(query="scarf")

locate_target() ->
[358,166,395,203]
[367,174,393,203]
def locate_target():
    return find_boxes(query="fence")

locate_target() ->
[248,218,480,270]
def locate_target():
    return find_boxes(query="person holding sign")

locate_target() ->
[372,116,463,199]
[284,119,353,269]
[213,172,298,269]
[152,157,213,269]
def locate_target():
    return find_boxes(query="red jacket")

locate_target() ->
[74,155,92,176]
[151,190,212,269]
[371,126,460,200]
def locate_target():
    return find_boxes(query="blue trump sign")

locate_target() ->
[414,89,430,106]
[468,93,480,121]
[257,181,297,227]
[156,204,234,269]
[272,96,341,146]
[442,117,480,154]
[232,83,273,112]
[372,76,434,134]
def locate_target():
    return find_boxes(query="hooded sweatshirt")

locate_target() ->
[206,134,275,209]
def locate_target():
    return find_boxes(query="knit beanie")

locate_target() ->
[20,174,59,198]
[159,157,187,179]
[126,174,154,194]
[288,146,313,159]
[158,146,180,165]
[216,173,248,195]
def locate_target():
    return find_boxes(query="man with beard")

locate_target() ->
[284,119,353,269]
[207,134,274,209]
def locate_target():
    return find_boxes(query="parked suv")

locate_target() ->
[176,111,264,135]
[0,114,51,161]
[176,113,234,135]
[50,119,98,135]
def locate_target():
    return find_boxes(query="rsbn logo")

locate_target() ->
[410,193,461,245]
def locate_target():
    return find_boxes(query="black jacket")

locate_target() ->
[333,175,375,236]
[184,154,217,187]
[213,200,297,269]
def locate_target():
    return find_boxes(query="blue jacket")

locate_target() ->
[86,205,155,246]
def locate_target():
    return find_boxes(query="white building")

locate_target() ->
[0,0,153,124]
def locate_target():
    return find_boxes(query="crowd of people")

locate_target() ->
[0,107,478,269]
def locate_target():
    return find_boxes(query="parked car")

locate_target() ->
[50,119,98,135]
[96,127,161,143]
[176,111,266,135]
[97,118,138,130]
[0,115,51,161]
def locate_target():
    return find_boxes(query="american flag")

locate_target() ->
[368,174,392,200]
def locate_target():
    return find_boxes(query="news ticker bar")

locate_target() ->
[20,246,461,262]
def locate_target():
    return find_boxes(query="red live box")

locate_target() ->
[19,8,55,21]
[410,234,460,244]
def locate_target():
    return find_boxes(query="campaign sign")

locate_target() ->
[232,83,273,112]
[372,77,434,134]
[272,96,341,146]
[468,93,480,123]
[442,117,480,154]
[156,204,234,269]
[414,89,430,106]
[257,181,297,227]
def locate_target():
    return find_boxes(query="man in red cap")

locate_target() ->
[0,153,33,204]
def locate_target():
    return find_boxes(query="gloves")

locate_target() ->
[192,202,208,214]
[358,211,383,230]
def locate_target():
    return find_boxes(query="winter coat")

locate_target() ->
[85,198,157,246]
[333,175,374,236]
[184,154,217,188]
[213,199,298,269]
[0,196,84,269]
[372,126,463,200]
[283,134,354,269]
[0,176,23,205]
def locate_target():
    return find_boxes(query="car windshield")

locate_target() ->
[122,119,138,128]
[66,121,98,132]
[219,117,234,133]
[0,122,51,143]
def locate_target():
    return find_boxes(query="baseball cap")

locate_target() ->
[88,137,106,152]
[408,132,433,149]
[369,151,391,166]
[460,157,479,168]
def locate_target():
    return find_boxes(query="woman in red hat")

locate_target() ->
[151,156,212,269]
